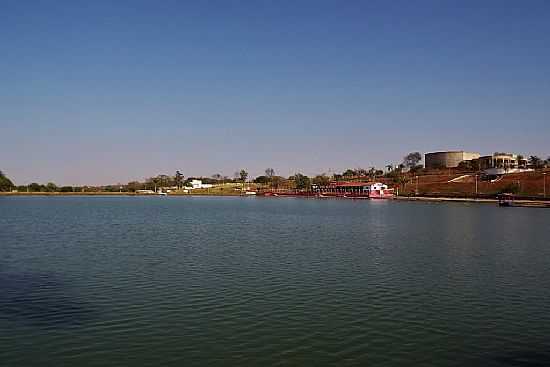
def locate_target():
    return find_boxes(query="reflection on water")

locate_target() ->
[0,272,96,327]
[1,197,549,366]
[493,351,550,367]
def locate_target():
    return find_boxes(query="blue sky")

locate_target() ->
[1,0,549,185]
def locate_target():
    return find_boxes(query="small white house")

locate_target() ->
[187,180,213,190]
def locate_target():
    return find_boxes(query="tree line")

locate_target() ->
[0,153,423,193]
[2,153,549,193]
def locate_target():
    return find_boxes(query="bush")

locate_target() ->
[499,183,520,194]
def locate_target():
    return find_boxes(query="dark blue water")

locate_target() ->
[1,196,549,366]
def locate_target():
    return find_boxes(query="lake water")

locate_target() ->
[1,196,549,366]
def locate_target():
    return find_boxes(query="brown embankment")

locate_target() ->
[399,169,550,199]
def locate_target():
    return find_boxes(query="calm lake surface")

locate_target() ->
[1,196,549,366]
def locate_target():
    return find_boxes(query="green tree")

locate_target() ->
[391,174,408,193]
[0,170,14,191]
[46,182,58,192]
[127,181,143,192]
[312,174,330,186]
[253,175,269,184]
[145,176,160,191]
[157,174,170,188]
[265,168,275,179]
[343,169,356,178]
[356,168,367,177]
[368,167,377,179]
[403,152,422,169]
[500,183,520,194]
[28,182,41,192]
[271,176,283,189]
[175,171,184,188]
[239,169,248,182]
[529,156,543,169]
[103,185,117,192]
[293,173,311,190]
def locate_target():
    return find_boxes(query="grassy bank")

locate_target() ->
[0,188,246,197]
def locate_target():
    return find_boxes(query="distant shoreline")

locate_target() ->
[2,191,549,208]
[0,192,137,196]
[0,191,245,197]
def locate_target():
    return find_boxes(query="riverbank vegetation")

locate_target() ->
[2,153,550,198]
[0,170,14,192]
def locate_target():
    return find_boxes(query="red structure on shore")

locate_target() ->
[259,181,395,199]
[313,181,395,199]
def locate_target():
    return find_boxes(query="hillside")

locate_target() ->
[398,169,549,198]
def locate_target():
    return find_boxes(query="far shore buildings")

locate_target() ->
[425,150,531,175]
[425,151,480,169]
[476,153,529,175]
[186,180,213,190]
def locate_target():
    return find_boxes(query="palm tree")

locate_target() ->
[239,169,248,182]
[265,168,275,188]
[368,167,377,180]
[175,171,184,189]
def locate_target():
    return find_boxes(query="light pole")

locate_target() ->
[543,173,547,198]
[415,175,419,196]
[475,174,478,197]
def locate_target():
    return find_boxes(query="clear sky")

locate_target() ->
[1,0,549,185]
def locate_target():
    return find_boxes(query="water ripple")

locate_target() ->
[1,197,550,366]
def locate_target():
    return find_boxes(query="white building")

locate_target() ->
[186,180,213,190]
